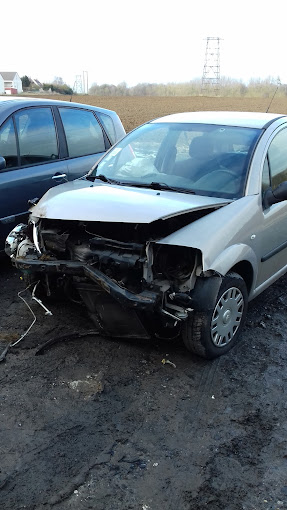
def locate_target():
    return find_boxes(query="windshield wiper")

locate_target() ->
[85,176,196,194]
[86,174,120,184]
[126,181,196,194]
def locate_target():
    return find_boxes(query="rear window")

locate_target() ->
[97,112,116,145]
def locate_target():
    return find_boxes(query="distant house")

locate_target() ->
[0,74,4,94]
[32,78,42,88]
[0,72,23,94]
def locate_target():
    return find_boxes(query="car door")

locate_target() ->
[58,107,109,179]
[256,126,287,287]
[0,107,68,245]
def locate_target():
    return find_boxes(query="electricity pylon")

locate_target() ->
[73,75,83,94]
[201,37,221,95]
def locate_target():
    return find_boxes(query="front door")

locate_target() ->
[0,107,68,246]
[257,127,287,287]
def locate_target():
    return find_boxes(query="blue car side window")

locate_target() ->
[14,107,59,166]
[97,112,116,145]
[59,108,105,158]
[0,117,18,169]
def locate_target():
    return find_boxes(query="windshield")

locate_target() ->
[90,122,262,198]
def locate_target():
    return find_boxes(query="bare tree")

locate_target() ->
[53,76,64,85]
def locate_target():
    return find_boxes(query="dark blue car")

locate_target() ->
[0,97,125,250]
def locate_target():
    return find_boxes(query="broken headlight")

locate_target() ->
[5,224,28,258]
[153,245,197,282]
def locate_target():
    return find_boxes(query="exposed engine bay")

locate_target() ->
[6,207,224,340]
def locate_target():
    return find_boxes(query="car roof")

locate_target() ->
[0,96,117,116]
[151,111,286,129]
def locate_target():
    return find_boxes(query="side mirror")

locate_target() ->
[0,156,6,171]
[263,181,287,208]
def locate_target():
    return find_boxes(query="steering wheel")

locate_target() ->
[212,167,238,178]
[194,166,240,193]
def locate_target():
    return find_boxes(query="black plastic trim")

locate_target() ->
[261,240,287,262]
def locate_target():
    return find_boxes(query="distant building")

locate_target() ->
[0,72,23,94]
[0,74,4,94]
[32,78,42,88]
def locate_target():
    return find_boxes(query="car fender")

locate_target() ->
[206,242,257,286]
[157,195,260,271]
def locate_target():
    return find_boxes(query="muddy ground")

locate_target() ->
[0,255,287,510]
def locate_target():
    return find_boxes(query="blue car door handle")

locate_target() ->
[52,173,67,180]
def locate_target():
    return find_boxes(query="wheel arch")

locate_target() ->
[228,260,254,295]
[207,243,257,296]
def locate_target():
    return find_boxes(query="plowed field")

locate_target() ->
[32,94,287,132]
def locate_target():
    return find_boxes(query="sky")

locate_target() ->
[2,0,287,89]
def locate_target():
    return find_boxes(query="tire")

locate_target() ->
[182,272,248,359]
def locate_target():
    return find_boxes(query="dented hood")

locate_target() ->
[31,179,230,223]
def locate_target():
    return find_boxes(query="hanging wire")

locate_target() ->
[0,281,52,362]
[266,78,281,113]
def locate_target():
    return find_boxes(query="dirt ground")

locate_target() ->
[1,97,287,510]
[30,94,287,133]
[1,256,287,510]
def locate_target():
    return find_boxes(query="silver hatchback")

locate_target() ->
[6,111,287,358]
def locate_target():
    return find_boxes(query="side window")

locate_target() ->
[14,107,59,166]
[59,108,105,158]
[262,156,271,193]
[267,128,287,189]
[97,112,116,145]
[0,117,18,169]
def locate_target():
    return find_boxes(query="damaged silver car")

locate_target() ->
[6,111,287,358]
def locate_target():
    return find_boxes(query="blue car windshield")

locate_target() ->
[90,122,262,198]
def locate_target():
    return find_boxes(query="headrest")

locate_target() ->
[189,136,213,159]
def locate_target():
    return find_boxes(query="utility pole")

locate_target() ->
[83,71,88,94]
[201,37,221,95]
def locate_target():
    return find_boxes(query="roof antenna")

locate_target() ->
[266,78,281,113]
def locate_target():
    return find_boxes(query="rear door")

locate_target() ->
[57,107,109,179]
[0,106,68,245]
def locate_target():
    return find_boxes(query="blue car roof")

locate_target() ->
[0,96,117,117]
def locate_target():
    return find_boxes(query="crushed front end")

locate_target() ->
[6,214,207,340]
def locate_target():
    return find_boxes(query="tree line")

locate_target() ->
[88,77,286,98]
[21,74,286,98]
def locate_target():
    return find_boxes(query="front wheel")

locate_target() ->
[182,272,248,359]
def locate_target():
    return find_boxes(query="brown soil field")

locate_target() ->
[33,94,287,132]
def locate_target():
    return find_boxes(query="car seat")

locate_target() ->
[174,136,214,180]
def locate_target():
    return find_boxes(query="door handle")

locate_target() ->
[52,173,67,180]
